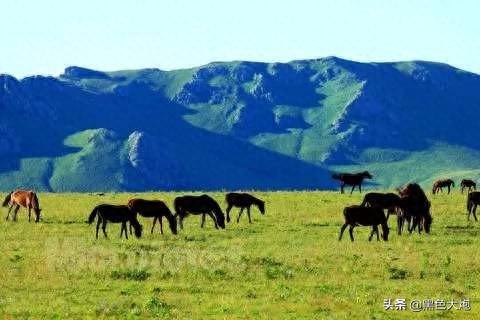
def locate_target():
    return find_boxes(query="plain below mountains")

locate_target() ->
[1,57,480,191]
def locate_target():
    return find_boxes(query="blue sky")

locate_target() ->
[1,0,479,78]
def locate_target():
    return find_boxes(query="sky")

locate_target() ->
[1,0,479,78]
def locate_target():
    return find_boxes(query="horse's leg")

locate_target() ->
[6,204,14,220]
[349,225,355,242]
[120,222,124,238]
[159,217,164,234]
[13,205,20,221]
[226,204,232,223]
[201,214,206,228]
[340,183,345,194]
[376,225,380,241]
[237,208,244,223]
[123,222,128,239]
[397,215,402,235]
[338,223,347,241]
[350,185,355,195]
[447,185,451,194]
[358,183,362,193]
[179,216,184,229]
[96,219,101,239]
[151,217,157,234]
[28,207,31,222]
[102,220,108,238]
[247,206,252,223]
[368,227,375,241]
[473,204,478,222]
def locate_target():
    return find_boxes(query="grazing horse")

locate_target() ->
[2,190,42,222]
[466,191,480,221]
[332,171,373,194]
[87,204,142,239]
[461,179,476,194]
[127,199,177,235]
[432,179,455,195]
[397,183,432,234]
[225,192,265,223]
[174,195,225,230]
[339,205,389,242]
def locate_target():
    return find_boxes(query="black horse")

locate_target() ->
[461,179,477,194]
[360,192,402,219]
[466,191,480,221]
[397,183,432,234]
[332,171,373,194]
[339,205,389,241]
[127,199,177,235]
[87,204,143,239]
[225,193,265,223]
[174,195,225,230]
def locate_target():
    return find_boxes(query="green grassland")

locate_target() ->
[1,191,479,319]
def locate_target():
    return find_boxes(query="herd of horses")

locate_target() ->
[333,172,480,241]
[2,173,479,242]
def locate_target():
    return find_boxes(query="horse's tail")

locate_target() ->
[2,192,12,207]
[451,180,455,187]
[87,207,98,224]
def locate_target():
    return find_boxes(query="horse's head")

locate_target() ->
[258,201,266,215]
[167,214,178,235]
[34,208,42,222]
[134,223,143,238]
[216,211,226,229]
[362,171,373,179]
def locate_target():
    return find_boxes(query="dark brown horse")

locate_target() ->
[2,190,42,222]
[127,199,177,235]
[461,179,476,194]
[466,191,480,221]
[174,195,225,230]
[432,179,455,194]
[339,205,389,241]
[87,204,142,239]
[360,192,402,220]
[225,193,265,223]
[332,171,373,194]
[397,183,432,234]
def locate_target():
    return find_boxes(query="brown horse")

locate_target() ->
[2,190,42,222]
[332,171,372,194]
[432,179,455,194]
[461,179,476,194]
[397,183,432,234]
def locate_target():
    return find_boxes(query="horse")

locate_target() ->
[397,183,432,234]
[2,190,42,222]
[360,192,402,220]
[87,204,142,239]
[466,191,480,221]
[225,192,265,223]
[332,171,373,194]
[338,205,389,242]
[461,179,476,194]
[127,199,177,235]
[174,195,225,230]
[432,178,455,195]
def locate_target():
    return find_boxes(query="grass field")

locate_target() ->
[0,191,479,319]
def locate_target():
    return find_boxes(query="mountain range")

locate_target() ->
[1,56,480,191]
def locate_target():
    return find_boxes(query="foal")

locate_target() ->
[87,204,142,239]
[2,190,42,222]
[225,192,265,223]
[127,199,177,235]
[339,205,389,242]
